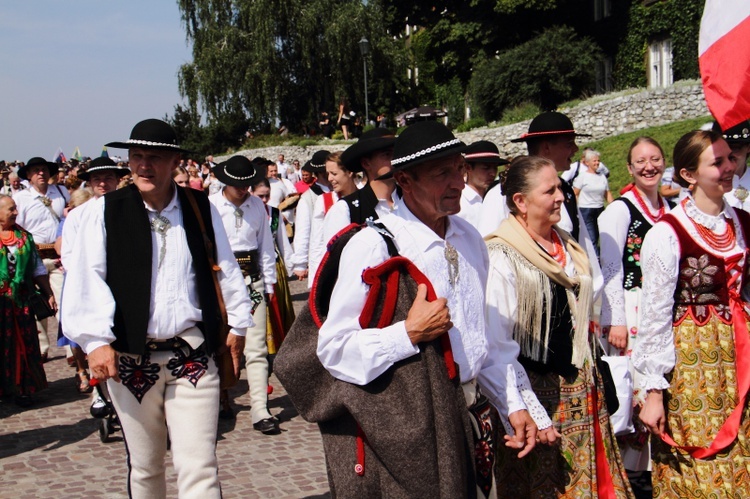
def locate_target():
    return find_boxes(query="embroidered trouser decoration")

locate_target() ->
[469,394,496,498]
[248,283,263,315]
[167,345,209,387]
[119,353,160,403]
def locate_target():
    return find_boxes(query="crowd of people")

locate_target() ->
[1,111,749,498]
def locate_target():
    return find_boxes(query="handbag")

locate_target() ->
[28,291,55,320]
[596,336,635,435]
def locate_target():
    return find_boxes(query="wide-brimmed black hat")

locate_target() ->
[77,157,131,181]
[106,119,191,153]
[302,150,330,173]
[18,157,57,180]
[464,140,510,166]
[712,120,750,144]
[380,121,465,179]
[340,128,396,173]
[214,156,260,187]
[510,111,591,143]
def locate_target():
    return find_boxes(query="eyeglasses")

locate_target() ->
[631,156,664,167]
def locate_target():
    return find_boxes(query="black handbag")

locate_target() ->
[28,290,55,320]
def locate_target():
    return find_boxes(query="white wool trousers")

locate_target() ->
[36,260,64,355]
[108,343,221,499]
[243,276,273,424]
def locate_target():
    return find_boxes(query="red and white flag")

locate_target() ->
[699,0,750,131]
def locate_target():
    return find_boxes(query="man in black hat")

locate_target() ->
[209,155,280,432]
[62,119,253,498]
[291,150,332,281]
[284,121,541,497]
[717,119,750,210]
[457,140,509,229]
[321,128,397,245]
[14,156,71,360]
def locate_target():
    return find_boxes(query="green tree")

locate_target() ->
[470,26,602,122]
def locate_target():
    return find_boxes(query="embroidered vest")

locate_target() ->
[662,210,750,326]
[617,197,653,290]
[343,183,380,225]
[103,185,221,355]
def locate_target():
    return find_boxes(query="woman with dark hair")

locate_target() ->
[597,137,671,474]
[635,130,750,497]
[482,156,632,497]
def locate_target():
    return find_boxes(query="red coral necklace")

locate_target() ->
[632,188,664,224]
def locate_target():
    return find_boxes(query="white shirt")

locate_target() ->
[725,167,750,211]
[291,185,330,273]
[277,161,292,179]
[478,183,604,299]
[61,189,254,354]
[317,201,489,386]
[268,178,293,208]
[14,184,70,244]
[562,161,610,183]
[572,170,609,208]
[597,190,670,326]
[633,198,748,391]
[287,168,302,184]
[60,198,96,268]
[308,191,339,288]
[455,184,483,229]
[322,188,399,249]
[209,190,277,293]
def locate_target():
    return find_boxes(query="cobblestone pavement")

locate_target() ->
[0,277,331,498]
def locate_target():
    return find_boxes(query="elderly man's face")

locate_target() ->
[27,165,50,190]
[396,154,466,226]
[129,147,180,201]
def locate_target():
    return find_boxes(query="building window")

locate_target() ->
[594,0,612,21]
[648,37,673,88]
[595,57,613,94]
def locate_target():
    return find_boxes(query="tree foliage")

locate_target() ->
[470,26,602,122]
[176,0,409,138]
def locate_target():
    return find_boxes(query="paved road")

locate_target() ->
[0,277,331,498]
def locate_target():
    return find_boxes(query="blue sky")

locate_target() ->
[0,1,192,162]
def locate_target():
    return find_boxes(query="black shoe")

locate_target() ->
[219,406,235,420]
[90,396,110,418]
[14,395,33,408]
[253,417,280,435]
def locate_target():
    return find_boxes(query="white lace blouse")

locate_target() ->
[598,190,670,326]
[632,198,749,391]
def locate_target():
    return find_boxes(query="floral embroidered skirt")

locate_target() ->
[0,296,48,397]
[652,314,750,498]
[495,365,633,498]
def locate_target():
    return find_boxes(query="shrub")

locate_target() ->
[455,117,487,133]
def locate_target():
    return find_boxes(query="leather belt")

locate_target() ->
[36,244,58,260]
[234,250,260,281]
[146,337,189,352]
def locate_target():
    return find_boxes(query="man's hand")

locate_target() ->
[504,410,538,458]
[604,325,628,350]
[293,269,308,280]
[226,333,246,380]
[47,295,58,314]
[404,284,452,345]
[89,344,120,382]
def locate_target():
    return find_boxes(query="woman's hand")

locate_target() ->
[47,294,58,314]
[537,425,562,445]
[604,325,628,350]
[639,390,666,436]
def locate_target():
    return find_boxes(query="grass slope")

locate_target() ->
[579,115,712,195]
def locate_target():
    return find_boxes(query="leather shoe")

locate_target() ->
[253,418,280,435]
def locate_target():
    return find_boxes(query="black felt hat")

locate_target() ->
[382,121,465,179]
[77,157,130,181]
[712,120,750,144]
[463,140,510,166]
[214,156,261,187]
[106,119,191,153]
[302,150,330,173]
[18,157,57,180]
[340,128,396,173]
[510,112,591,143]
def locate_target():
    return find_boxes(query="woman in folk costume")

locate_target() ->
[483,156,633,498]
[634,130,750,498]
[597,137,671,476]
[251,179,295,363]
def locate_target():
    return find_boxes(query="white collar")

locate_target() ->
[684,196,732,230]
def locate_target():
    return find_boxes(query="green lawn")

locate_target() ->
[579,115,712,195]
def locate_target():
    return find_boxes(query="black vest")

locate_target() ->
[343,183,381,225]
[616,197,652,291]
[560,179,580,241]
[103,184,221,355]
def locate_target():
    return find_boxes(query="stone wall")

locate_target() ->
[218,82,709,163]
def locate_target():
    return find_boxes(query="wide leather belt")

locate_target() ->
[234,250,260,280]
[36,244,58,260]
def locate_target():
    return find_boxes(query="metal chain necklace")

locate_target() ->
[150,213,171,268]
